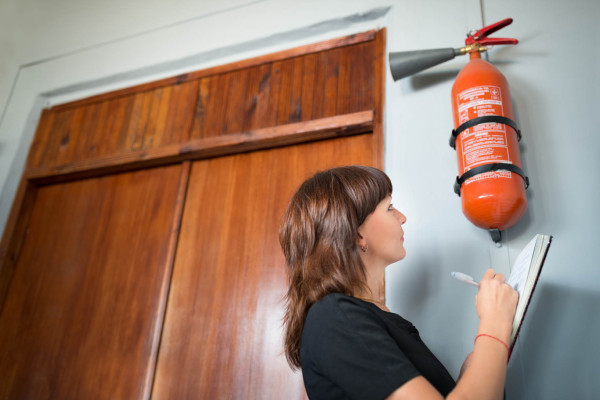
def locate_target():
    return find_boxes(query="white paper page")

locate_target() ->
[507,236,537,303]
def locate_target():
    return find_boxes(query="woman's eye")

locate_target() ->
[388,203,394,211]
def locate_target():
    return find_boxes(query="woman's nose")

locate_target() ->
[397,211,407,224]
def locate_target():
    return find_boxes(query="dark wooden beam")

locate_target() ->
[26,110,373,184]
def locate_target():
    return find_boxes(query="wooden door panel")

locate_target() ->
[152,133,374,399]
[0,165,184,399]
[24,34,378,172]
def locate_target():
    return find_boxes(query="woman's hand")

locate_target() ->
[475,269,519,341]
[386,270,518,400]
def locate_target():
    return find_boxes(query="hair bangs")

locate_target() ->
[334,166,393,226]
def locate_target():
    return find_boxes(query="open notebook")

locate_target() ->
[507,234,553,350]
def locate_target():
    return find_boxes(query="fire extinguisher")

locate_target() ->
[389,18,529,242]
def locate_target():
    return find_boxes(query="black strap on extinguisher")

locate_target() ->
[454,163,530,196]
[449,115,522,149]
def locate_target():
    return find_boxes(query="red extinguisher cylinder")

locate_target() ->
[451,51,527,232]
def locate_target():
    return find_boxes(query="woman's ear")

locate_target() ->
[356,231,367,248]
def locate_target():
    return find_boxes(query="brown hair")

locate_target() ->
[279,165,393,369]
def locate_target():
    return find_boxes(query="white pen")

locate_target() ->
[451,272,480,288]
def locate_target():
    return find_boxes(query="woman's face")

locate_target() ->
[357,196,407,267]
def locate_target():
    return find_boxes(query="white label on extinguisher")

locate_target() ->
[456,85,509,177]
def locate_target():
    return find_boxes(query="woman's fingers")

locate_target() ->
[482,269,505,283]
[482,269,496,280]
[475,268,519,329]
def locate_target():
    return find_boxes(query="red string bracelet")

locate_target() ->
[474,334,511,359]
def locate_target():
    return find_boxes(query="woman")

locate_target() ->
[279,166,518,400]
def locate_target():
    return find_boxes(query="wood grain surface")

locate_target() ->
[49,31,376,113]
[0,29,386,400]
[25,111,373,184]
[0,165,185,399]
[151,134,375,399]
[25,38,376,172]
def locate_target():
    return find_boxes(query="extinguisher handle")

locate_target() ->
[477,37,519,46]
[465,18,519,46]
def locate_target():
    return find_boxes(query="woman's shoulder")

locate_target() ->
[300,293,425,393]
[302,293,377,355]
[310,292,398,316]
[305,293,416,335]
[307,293,365,315]
[314,292,357,307]
[304,293,376,331]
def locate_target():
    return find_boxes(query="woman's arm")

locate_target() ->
[386,269,518,400]
[457,352,472,382]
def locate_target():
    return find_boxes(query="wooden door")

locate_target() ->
[0,165,186,399]
[151,134,375,399]
[0,30,385,399]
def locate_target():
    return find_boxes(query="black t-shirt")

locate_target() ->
[300,293,456,399]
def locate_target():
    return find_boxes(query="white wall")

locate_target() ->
[386,1,600,398]
[0,0,598,398]
[482,1,600,398]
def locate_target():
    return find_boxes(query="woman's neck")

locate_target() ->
[355,265,388,310]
